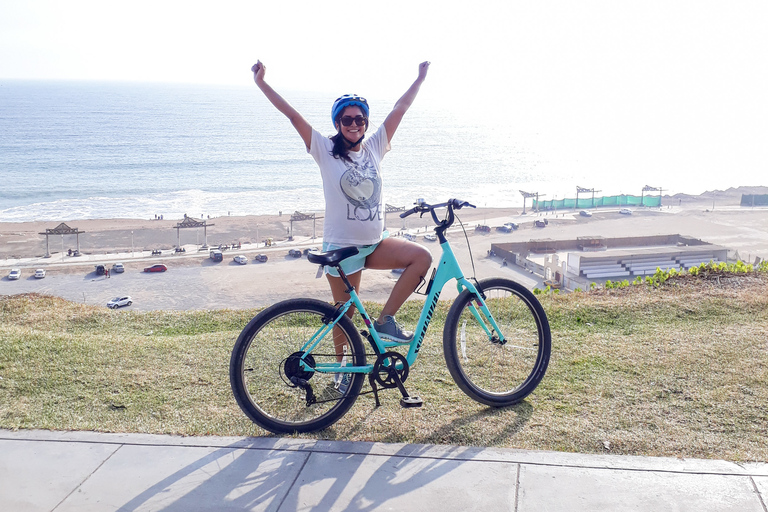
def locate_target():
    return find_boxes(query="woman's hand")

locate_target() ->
[417,61,430,82]
[251,61,265,84]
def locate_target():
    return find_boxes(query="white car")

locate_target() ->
[107,296,132,309]
[112,262,125,273]
[233,255,248,265]
[34,269,46,279]
[619,208,633,215]
[8,268,21,280]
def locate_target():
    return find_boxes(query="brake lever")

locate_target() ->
[452,199,476,209]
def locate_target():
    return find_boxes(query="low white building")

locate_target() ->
[491,234,729,290]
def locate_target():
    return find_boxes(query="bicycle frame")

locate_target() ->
[298,217,506,375]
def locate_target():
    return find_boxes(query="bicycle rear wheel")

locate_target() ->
[443,278,551,407]
[230,298,365,434]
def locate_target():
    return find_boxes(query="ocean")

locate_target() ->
[0,80,751,222]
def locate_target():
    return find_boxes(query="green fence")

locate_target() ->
[532,194,662,210]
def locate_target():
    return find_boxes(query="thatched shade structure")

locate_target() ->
[39,223,84,258]
[174,216,214,248]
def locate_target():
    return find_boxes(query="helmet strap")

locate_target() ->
[343,133,365,149]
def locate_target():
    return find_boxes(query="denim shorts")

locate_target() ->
[322,231,389,278]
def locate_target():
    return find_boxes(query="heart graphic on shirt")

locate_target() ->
[341,176,374,202]
[340,166,381,210]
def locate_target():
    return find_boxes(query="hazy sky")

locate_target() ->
[2,0,767,188]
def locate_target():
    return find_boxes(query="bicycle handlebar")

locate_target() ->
[399,199,476,234]
[399,199,475,219]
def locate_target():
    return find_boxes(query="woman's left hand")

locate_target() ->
[417,61,430,81]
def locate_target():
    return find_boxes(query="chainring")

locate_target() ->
[372,351,409,389]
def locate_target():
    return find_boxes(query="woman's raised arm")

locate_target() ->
[382,61,430,143]
[252,61,312,150]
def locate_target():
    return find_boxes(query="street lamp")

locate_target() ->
[131,231,134,257]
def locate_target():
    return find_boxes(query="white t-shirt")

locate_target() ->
[308,125,390,245]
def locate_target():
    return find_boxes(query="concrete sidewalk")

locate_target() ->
[1,429,767,511]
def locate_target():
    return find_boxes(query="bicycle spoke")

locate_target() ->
[230,299,365,433]
[444,278,551,406]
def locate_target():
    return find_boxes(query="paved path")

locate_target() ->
[2,429,767,511]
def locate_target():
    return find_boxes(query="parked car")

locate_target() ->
[303,247,319,256]
[233,255,248,265]
[254,254,268,263]
[288,249,302,258]
[107,296,132,309]
[95,264,107,276]
[619,208,633,215]
[496,222,518,233]
[423,233,437,241]
[8,268,21,280]
[143,264,167,272]
[579,210,593,217]
[534,219,548,228]
[475,225,491,233]
[112,262,125,273]
[34,269,46,279]
[209,250,223,262]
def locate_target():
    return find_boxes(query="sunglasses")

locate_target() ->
[340,115,368,127]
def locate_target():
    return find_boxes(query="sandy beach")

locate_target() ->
[2,188,767,311]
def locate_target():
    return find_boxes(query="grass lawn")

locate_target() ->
[1,271,767,462]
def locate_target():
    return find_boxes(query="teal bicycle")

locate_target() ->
[230,199,551,434]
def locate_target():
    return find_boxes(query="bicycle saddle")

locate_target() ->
[306,246,359,267]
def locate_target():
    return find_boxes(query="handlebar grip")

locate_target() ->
[400,207,420,218]
[450,199,476,210]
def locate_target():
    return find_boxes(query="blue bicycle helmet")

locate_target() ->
[331,94,369,126]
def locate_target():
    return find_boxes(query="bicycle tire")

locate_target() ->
[230,298,366,434]
[443,277,551,407]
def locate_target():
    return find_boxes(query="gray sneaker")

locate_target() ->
[376,315,414,343]
[335,373,351,394]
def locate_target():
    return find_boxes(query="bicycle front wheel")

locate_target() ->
[230,298,366,434]
[443,278,551,407]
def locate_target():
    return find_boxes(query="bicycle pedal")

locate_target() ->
[400,396,423,408]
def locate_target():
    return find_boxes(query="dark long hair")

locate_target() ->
[330,132,354,163]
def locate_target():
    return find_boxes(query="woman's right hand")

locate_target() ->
[251,61,265,84]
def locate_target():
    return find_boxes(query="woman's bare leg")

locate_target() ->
[365,237,432,322]
[326,271,362,360]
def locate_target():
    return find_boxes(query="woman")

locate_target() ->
[251,60,432,350]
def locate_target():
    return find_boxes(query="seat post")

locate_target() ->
[336,266,355,294]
